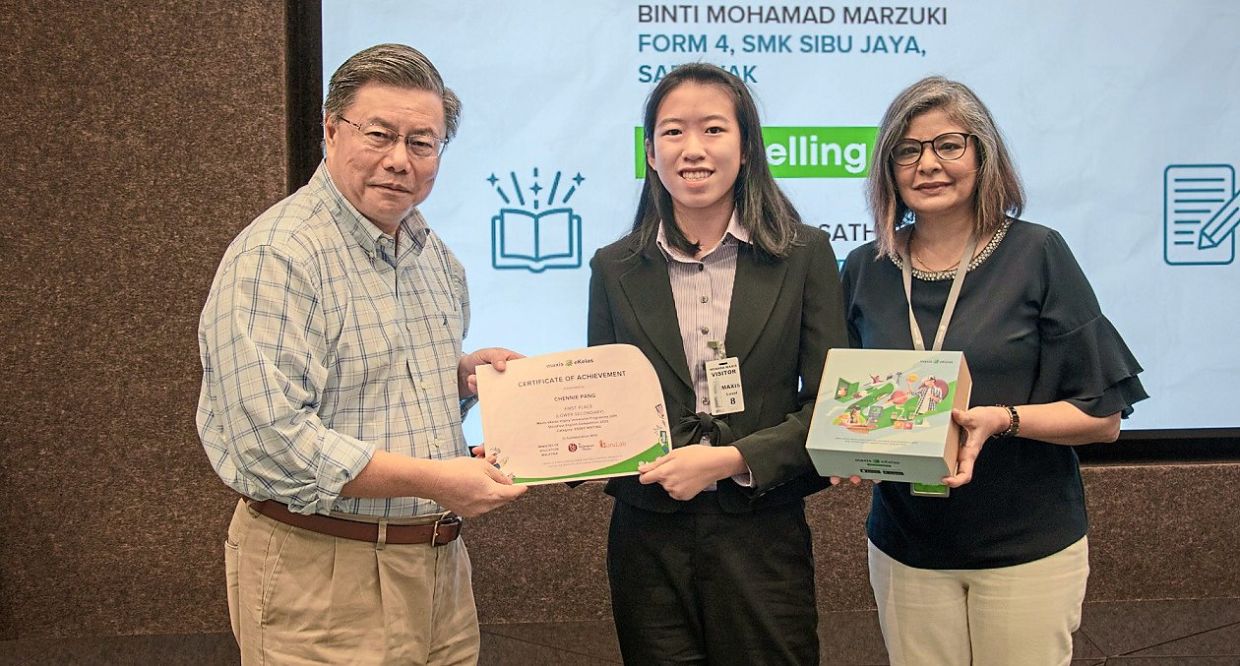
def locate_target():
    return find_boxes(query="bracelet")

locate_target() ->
[992,404,1020,439]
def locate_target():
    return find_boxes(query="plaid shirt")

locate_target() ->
[198,163,469,517]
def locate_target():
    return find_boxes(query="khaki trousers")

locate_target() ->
[869,537,1089,666]
[224,499,480,665]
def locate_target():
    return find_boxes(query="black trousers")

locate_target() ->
[607,498,819,665]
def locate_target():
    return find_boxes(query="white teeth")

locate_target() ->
[681,170,711,181]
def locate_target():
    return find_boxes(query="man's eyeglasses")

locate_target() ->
[337,116,448,158]
[890,132,973,166]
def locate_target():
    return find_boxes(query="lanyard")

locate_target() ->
[899,233,977,352]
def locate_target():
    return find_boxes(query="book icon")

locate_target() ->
[488,168,585,273]
[1164,164,1236,266]
[491,207,582,272]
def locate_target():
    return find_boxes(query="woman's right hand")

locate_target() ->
[943,406,1010,487]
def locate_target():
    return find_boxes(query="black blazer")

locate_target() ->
[587,224,848,513]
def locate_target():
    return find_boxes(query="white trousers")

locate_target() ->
[869,536,1089,666]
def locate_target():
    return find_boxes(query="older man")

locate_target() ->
[197,44,525,664]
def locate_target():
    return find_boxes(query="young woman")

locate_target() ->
[587,63,847,665]
[841,76,1148,665]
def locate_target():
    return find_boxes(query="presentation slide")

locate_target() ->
[322,0,1240,435]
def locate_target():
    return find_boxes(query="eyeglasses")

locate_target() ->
[890,132,973,166]
[337,116,448,158]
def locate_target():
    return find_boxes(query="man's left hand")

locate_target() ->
[458,347,524,398]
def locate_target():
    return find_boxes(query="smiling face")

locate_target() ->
[646,81,744,226]
[894,107,979,226]
[323,83,446,234]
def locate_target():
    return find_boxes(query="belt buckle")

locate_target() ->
[431,514,460,547]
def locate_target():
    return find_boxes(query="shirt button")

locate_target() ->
[699,296,709,304]
[699,326,709,335]
[697,264,705,272]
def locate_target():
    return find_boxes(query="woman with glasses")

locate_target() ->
[839,76,1147,665]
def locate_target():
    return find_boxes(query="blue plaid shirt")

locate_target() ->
[198,163,470,517]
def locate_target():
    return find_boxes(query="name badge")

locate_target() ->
[705,357,744,415]
[911,483,950,498]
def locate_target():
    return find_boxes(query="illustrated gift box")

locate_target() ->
[805,349,972,485]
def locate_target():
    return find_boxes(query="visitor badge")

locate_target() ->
[705,357,744,415]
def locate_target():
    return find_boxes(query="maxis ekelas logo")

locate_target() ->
[634,126,877,178]
[487,168,585,273]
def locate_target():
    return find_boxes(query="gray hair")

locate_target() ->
[323,43,462,140]
[866,76,1024,260]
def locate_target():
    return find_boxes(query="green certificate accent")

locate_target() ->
[511,442,667,485]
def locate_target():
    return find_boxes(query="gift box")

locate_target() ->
[805,349,971,485]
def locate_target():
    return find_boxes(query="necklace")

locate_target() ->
[912,253,960,272]
[892,219,1011,281]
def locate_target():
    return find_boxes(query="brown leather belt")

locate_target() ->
[250,500,461,546]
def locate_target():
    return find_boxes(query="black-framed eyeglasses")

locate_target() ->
[337,116,449,158]
[890,132,973,166]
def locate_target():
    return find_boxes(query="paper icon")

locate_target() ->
[1164,164,1235,265]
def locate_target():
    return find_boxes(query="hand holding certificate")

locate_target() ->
[475,344,672,485]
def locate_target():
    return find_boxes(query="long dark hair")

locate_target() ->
[632,63,803,259]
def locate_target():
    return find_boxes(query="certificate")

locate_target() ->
[475,344,672,485]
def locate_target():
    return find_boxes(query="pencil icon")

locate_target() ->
[1199,189,1240,249]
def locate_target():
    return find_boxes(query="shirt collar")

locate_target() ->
[656,211,749,263]
[313,162,431,261]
